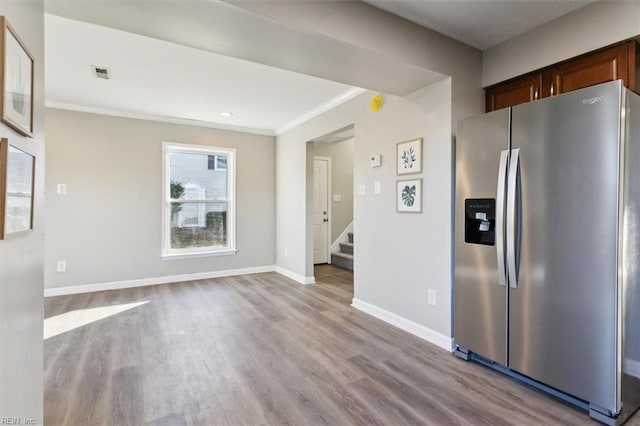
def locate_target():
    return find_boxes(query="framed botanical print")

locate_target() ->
[0,17,34,137]
[0,138,35,238]
[396,138,422,175]
[397,178,422,213]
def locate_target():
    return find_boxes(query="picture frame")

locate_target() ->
[397,178,422,213]
[0,138,35,239]
[0,17,34,137]
[396,137,422,175]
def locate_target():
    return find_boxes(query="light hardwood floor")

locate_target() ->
[44,266,639,425]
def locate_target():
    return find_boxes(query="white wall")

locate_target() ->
[277,98,360,280]
[267,1,482,344]
[0,1,45,423]
[314,138,353,243]
[354,81,453,338]
[278,80,454,342]
[45,108,275,290]
[483,1,640,87]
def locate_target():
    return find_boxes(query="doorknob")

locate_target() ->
[323,211,327,215]
[323,218,328,222]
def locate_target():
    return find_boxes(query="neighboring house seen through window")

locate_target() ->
[163,142,236,257]
[207,155,227,171]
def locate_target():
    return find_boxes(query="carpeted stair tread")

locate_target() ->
[339,242,354,255]
[331,251,353,270]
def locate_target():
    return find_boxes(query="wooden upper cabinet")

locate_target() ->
[486,73,542,112]
[486,40,638,112]
[549,42,636,96]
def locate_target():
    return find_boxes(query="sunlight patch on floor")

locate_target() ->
[44,301,148,340]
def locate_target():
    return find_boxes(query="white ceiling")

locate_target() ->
[45,1,598,135]
[364,0,594,50]
[45,1,445,97]
[45,14,361,135]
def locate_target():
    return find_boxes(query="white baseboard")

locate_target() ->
[351,298,453,352]
[44,265,276,297]
[275,266,315,285]
[331,221,354,253]
[624,359,640,379]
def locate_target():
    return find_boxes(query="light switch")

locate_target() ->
[358,184,366,196]
[57,184,67,195]
[333,194,342,202]
[374,180,381,195]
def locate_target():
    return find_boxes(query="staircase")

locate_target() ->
[331,232,353,271]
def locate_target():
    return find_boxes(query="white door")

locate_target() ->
[313,158,329,264]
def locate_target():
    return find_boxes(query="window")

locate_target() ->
[162,142,235,257]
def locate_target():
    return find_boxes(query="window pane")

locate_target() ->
[170,152,227,200]
[170,202,228,249]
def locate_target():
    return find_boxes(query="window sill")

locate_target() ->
[161,249,237,260]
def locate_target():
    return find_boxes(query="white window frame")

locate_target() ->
[162,142,236,259]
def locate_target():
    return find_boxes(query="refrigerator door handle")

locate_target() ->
[496,150,509,287]
[507,148,521,289]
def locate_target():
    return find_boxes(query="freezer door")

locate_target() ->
[509,82,622,411]
[455,108,509,365]
[622,88,640,421]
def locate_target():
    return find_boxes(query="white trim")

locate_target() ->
[275,88,366,136]
[624,359,640,379]
[161,249,237,260]
[314,156,332,264]
[351,298,454,352]
[275,266,315,285]
[46,101,275,136]
[44,266,276,297]
[331,221,354,253]
[47,87,366,138]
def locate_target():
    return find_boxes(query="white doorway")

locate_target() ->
[313,157,330,264]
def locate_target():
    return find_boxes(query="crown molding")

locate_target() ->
[45,101,276,136]
[275,87,366,136]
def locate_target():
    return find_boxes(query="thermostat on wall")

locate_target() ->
[370,155,382,167]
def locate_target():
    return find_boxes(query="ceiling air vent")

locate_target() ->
[92,65,111,80]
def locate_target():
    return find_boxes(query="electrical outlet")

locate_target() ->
[57,184,67,195]
[56,261,67,273]
[428,289,437,306]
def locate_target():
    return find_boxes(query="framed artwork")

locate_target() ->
[397,178,422,213]
[0,138,35,239]
[396,137,422,175]
[0,17,34,137]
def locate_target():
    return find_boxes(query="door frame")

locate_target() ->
[314,156,332,264]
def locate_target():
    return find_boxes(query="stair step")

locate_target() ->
[348,232,354,244]
[339,242,353,255]
[331,252,353,271]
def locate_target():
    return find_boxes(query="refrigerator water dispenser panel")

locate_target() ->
[464,198,496,246]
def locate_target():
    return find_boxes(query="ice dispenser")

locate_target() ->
[464,198,496,246]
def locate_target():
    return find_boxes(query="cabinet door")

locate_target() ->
[549,42,635,95]
[485,73,542,112]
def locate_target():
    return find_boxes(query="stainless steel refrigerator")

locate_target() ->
[455,81,640,425]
